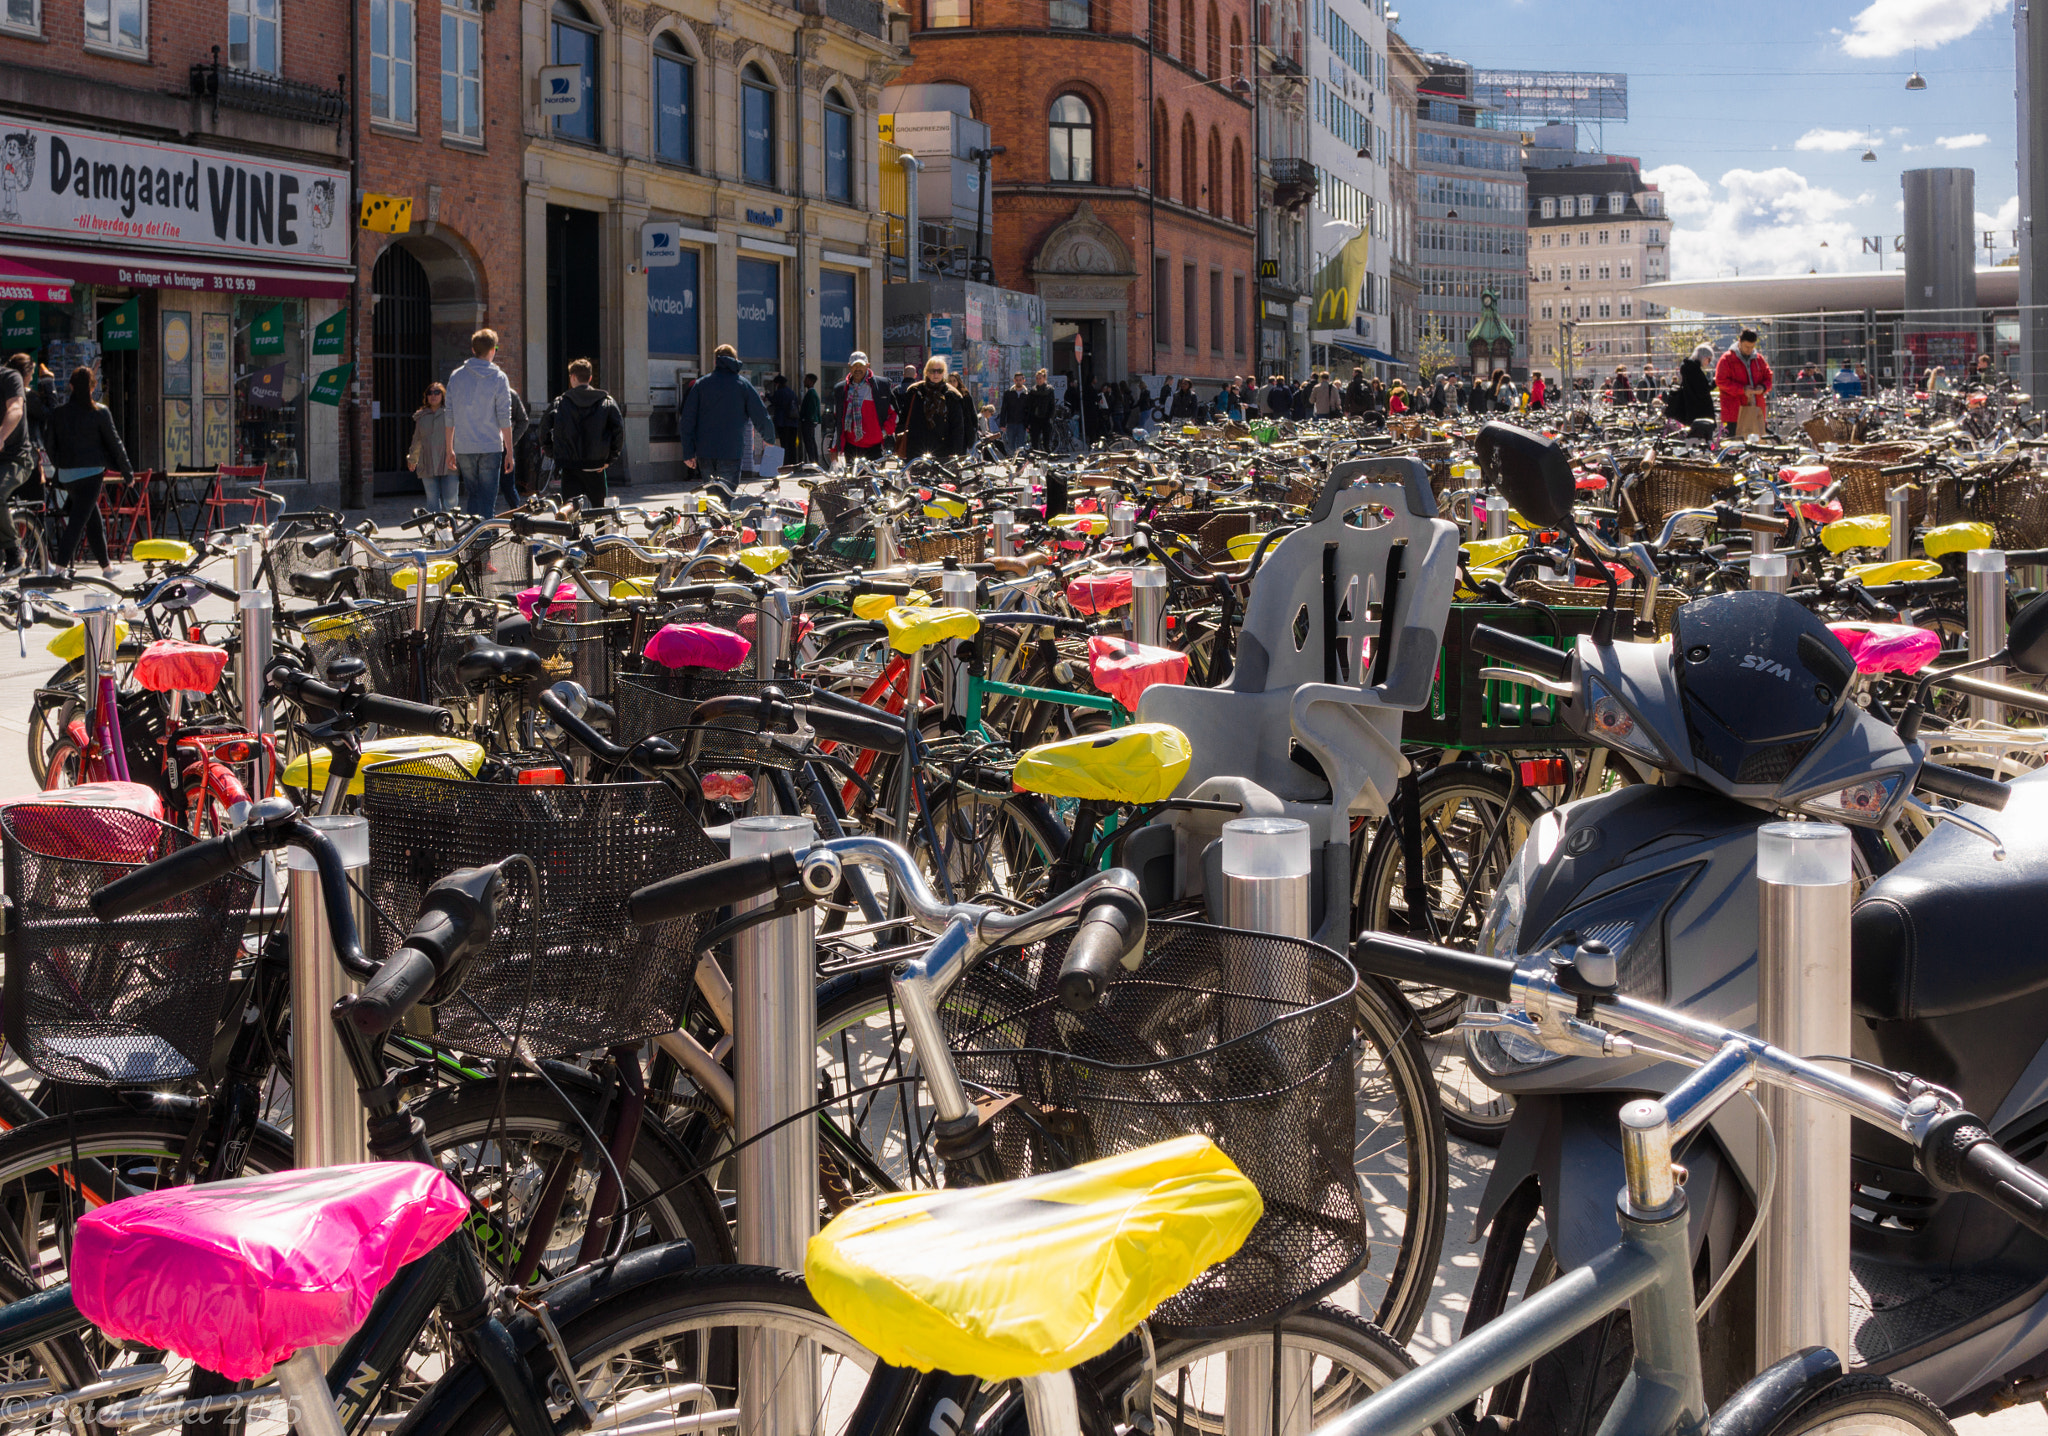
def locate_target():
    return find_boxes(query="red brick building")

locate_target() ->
[896,0,1257,395]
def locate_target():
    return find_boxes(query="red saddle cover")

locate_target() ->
[643,623,751,671]
[134,640,230,695]
[1088,636,1189,712]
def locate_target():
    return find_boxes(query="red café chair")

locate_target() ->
[99,470,156,556]
[199,465,270,535]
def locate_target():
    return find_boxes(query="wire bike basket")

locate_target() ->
[301,599,493,703]
[616,671,809,771]
[1,802,258,1086]
[359,772,719,1059]
[944,920,1365,1334]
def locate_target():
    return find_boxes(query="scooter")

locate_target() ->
[1433,423,2048,1430]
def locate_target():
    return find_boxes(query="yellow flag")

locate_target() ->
[1311,233,1369,330]
[359,193,413,234]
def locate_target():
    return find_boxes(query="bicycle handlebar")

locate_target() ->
[1916,761,2012,811]
[1470,624,1575,683]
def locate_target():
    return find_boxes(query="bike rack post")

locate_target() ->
[1969,548,2007,725]
[754,586,792,682]
[1110,502,1137,539]
[1483,495,1510,541]
[1750,495,1775,557]
[1755,821,1852,1371]
[872,517,902,569]
[991,509,1016,557]
[940,568,977,728]
[729,815,818,1436]
[1887,486,1911,564]
[1131,564,1168,648]
[1750,553,1790,593]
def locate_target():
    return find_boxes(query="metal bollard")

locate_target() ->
[753,586,793,683]
[1887,487,1911,564]
[873,517,902,569]
[1969,549,2007,724]
[940,569,977,727]
[1755,821,1853,1370]
[1484,495,1510,541]
[730,816,818,1436]
[290,812,372,1172]
[1750,553,1790,594]
[1110,502,1137,539]
[991,509,1016,557]
[1130,565,1168,648]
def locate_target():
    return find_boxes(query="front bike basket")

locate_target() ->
[944,921,1364,1335]
[616,672,809,772]
[359,772,718,1059]
[1,801,258,1086]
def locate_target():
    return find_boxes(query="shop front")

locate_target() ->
[0,115,352,494]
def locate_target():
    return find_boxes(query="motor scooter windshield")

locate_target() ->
[1669,591,1856,789]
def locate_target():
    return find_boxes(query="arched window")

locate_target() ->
[1228,15,1243,79]
[741,62,776,187]
[1205,2,1220,76]
[1230,136,1244,223]
[1177,0,1193,61]
[1048,93,1094,184]
[1150,0,1166,47]
[653,32,694,167]
[824,88,854,202]
[1207,126,1222,217]
[1152,99,1168,195]
[550,0,599,144]
[1179,112,1195,208]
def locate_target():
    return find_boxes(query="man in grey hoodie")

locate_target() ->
[444,328,513,518]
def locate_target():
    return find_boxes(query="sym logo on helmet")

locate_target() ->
[1739,654,1792,681]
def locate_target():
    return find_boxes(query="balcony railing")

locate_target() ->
[191,50,346,129]
[1269,157,1317,212]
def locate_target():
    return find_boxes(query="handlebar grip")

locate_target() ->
[90,833,251,921]
[202,580,241,603]
[1351,932,1517,1005]
[1738,512,1790,535]
[1057,890,1149,1013]
[1916,762,2011,812]
[1469,625,1574,684]
[1917,1113,2048,1238]
[628,849,800,927]
[398,512,440,533]
[854,580,915,598]
[353,691,457,736]
[515,516,581,538]
[303,532,344,557]
[345,947,441,1036]
[18,575,72,591]
[654,583,722,604]
[803,703,907,755]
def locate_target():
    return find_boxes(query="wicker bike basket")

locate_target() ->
[1618,459,1732,540]
[616,671,808,771]
[360,772,718,1059]
[1,803,258,1086]
[902,528,990,566]
[1934,457,2048,549]
[944,920,1365,1334]
[1828,443,1929,525]
[1512,578,1689,639]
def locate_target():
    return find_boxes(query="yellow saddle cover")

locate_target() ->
[853,589,930,621]
[923,497,969,521]
[46,620,129,662]
[1012,723,1192,804]
[735,544,792,575]
[1821,514,1891,554]
[1923,520,1998,557]
[805,1136,1261,1381]
[1847,559,1943,585]
[392,560,459,591]
[607,576,655,599]
[1463,533,1527,568]
[133,539,197,565]
[282,736,484,797]
[884,604,978,654]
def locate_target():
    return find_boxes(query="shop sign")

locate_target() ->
[538,65,583,115]
[744,207,784,227]
[312,308,347,356]
[647,250,699,359]
[640,221,681,268]
[162,310,191,395]
[249,304,285,356]
[2,302,38,348]
[246,369,285,408]
[308,363,353,406]
[359,193,411,234]
[100,297,140,351]
[0,114,349,263]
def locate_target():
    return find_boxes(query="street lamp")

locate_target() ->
[1905,70,1927,90]
[968,144,1006,285]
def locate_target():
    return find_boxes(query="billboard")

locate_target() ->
[1468,70,1628,123]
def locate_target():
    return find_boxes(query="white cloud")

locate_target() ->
[1977,194,2021,243]
[1935,133,1990,150]
[1796,127,1882,152]
[1839,0,2008,57]
[1901,143,1924,153]
[1642,164,1867,281]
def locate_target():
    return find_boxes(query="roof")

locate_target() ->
[1640,267,2018,316]
[1467,295,1515,344]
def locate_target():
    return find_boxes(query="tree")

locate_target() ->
[1417,320,1457,381]
[1663,324,1709,368]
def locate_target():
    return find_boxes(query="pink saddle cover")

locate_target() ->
[1780,465,1832,491]
[515,583,577,621]
[1,784,167,864]
[644,623,751,671]
[1069,572,1134,615]
[732,612,815,645]
[1088,635,1189,712]
[73,1164,469,1380]
[1829,622,1942,676]
[134,640,231,695]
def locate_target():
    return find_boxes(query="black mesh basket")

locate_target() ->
[462,537,536,599]
[617,671,808,771]
[1,804,257,1086]
[300,599,490,702]
[360,772,717,1058]
[529,613,636,706]
[944,920,1364,1334]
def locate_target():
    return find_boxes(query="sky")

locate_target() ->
[1399,0,2022,282]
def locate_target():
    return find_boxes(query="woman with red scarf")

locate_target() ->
[829,352,895,465]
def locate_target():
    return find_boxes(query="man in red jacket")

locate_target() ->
[1714,328,1773,436]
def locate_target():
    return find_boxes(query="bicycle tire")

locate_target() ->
[912,779,1066,910]
[0,1250,109,1436]
[1774,1374,1956,1434]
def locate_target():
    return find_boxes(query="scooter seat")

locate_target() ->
[455,641,546,686]
[72,1164,468,1382]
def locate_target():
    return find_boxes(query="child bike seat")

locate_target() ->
[1923,520,1998,558]
[1821,514,1891,554]
[132,539,197,566]
[1087,636,1189,713]
[884,605,978,655]
[134,639,230,695]
[73,1164,469,1381]
[1011,723,1192,805]
[643,623,750,672]
[1846,559,1942,586]
[805,1136,1259,1381]
[1828,622,1943,676]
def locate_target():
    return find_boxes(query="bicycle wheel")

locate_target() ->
[0,1253,102,1436]
[912,780,1065,909]
[1774,1375,1956,1434]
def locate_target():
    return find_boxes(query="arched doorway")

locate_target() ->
[370,234,483,491]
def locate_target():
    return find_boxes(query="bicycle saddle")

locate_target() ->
[289,566,359,599]
[132,539,197,566]
[1086,637,1190,714]
[1923,520,1998,558]
[135,638,230,694]
[1012,722,1192,805]
[392,560,459,592]
[1067,571,1133,615]
[72,1164,468,1381]
[643,622,750,672]
[455,641,547,686]
[883,604,978,655]
[45,618,128,663]
[1846,558,1942,586]
[808,1137,1258,1381]
[1821,514,1891,554]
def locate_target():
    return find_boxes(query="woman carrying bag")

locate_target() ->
[43,366,130,579]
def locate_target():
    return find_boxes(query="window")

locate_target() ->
[1578,195,1594,215]
[1608,192,1625,214]
[1205,1,1219,74]
[1597,299,1611,318]
[1153,255,1170,348]
[736,257,779,363]
[1207,127,1221,217]
[549,0,597,144]
[1578,302,1590,319]
[824,90,853,201]
[229,0,277,72]
[1049,94,1094,184]
[1618,227,1630,243]
[1647,227,1661,243]
[1540,234,1550,248]
[1228,15,1242,78]
[1233,273,1245,352]
[1151,0,1166,47]
[927,0,969,24]
[654,34,694,166]
[1051,0,1087,26]
[1643,194,1661,215]
[442,0,481,141]
[1596,229,1609,245]
[1539,303,1551,319]
[1178,0,1192,59]
[647,246,701,358]
[1596,264,1610,280]
[819,269,857,365]
[1,0,38,33]
[1619,300,1633,318]
[1180,113,1195,206]
[1230,138,1244,222]
[369,0,415,126]
[1557,196,1573,217]
[83,0,143,51]
[1577,265,1589,281]
[742,64,776,186]
[1619,261,1631,280]
[1539,266,1550,282]
[1183,263,1197,349]
[1210,270,1223,350]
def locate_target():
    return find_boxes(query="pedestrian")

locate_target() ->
[1714,329,1774,437]
[444,328,514,518]
[542,358,626,508]
[945,371,979,454]
[406,382,457,512]
[0,353,38,575]
[768,373,802,466]
[44,366,130,579]
[902,356,962,461]
[1026,368,1057,451]
[1664,343,1716,425]
[799,374,823,464]
[678,343,776,486]
[1166,376,1200,423]
[1831,360,1862,401]
[1973,352,2006,391]
[995,371,1033,455]
[1529,371,1547,409]
[498,387,533,512]
[896,364,922,433]
[1108,381,1130,435]
[1610,367,1633,405]
[1388,381,1409,415]
[828,352,894,466]
[1854,362,1873,396]
[1927,366,1951,398]
[1311,370,1341,419]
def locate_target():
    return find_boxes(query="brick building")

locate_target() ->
[0,0,356,501]
[893,0,1258,397]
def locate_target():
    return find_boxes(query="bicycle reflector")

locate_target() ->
[702,771,757,804]
[1518,758,1569,788]
[517,767,567,785]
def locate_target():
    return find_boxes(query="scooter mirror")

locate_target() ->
[2007,590,2048,676]
[1475,422,1575,529]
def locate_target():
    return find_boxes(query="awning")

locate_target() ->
[0,259,75,305]
[1330,338,1403,365]
[1,243,353,300]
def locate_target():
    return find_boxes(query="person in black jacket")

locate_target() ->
[1168,377,1204,423]
[1667,343,1718,426]
[543,358,627,508]
[945,372,979,455]
[44,366,131,578]
[768,374,801,461]
[902,357,962,461]
[997,373,1032,453]
[1025,368,1056,451]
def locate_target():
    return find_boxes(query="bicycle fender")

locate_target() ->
[386,1239,703,1436]
[1703,1346,1843,1436]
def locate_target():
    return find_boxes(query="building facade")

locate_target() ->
[1524,157,1669,393]
[1253,0,1312,376]
[1304,0,1392,375]
[1411,55,1526,378]
[1386,28,1419,373]
[0,0,356,501]
[892,0,1258,397]
[522,0,905,485]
